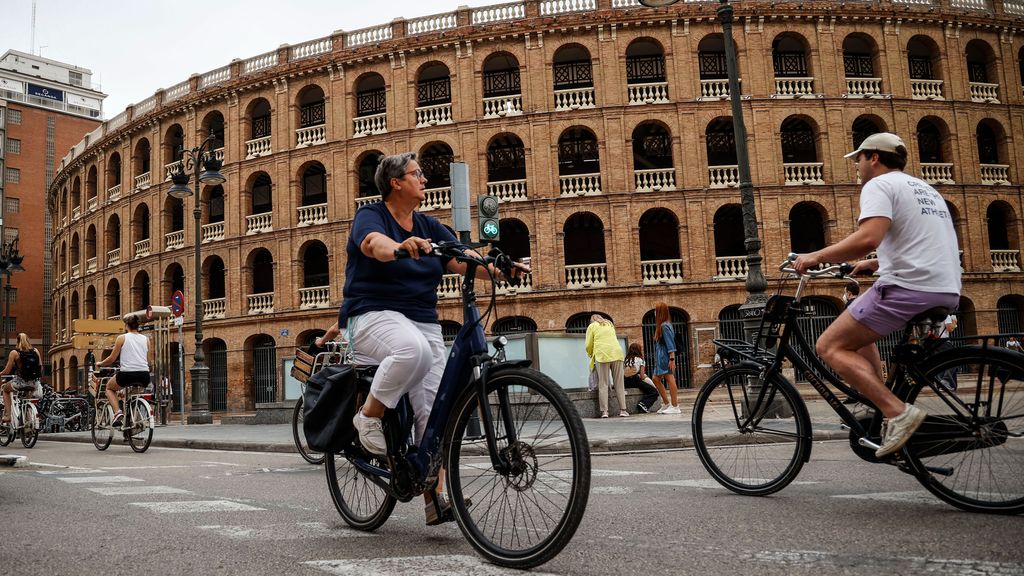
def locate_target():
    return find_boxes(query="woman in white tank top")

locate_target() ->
[95,315,151,426]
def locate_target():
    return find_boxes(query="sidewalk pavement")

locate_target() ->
[32,396,856,455]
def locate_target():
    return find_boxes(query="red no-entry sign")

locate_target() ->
[171,290,185,318]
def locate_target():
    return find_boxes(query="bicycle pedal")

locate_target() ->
[857,437,881,450]
[839,423,851,431]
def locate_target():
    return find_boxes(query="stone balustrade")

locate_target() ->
[107,248,121,267]
[699,78,735,100]
[88,197,98,212]
[641,259,683,285]
[71,263,80,279]
[203,298,226,320]
[911,79,944,99]
[164,230,184,251]
[969,82,1000,102]
[415,103,453,127]
[107,184,121,201]
[774,77,815,97]
[134,238,150,259]
[245,136,271,159]
[356,195,382,208]
[920,163,955,184]
[72,206,81,220]
[980,164,1010,185]
[845,77,882,97]
[565,264,607,288]
[202,221,225,243]
[488,179,528,202]
[627,82,669,105]
[634,168,676,192]
[299,286,330,309]
[708,165,739,188]
[247,292,275,315]
[715,256,748,280]
[295,125,326,148]
[297,203,328,227]
[353,113,388,137]
[134,172,151,190]
[213,148,225,163]
[559,173,602,196]
[554,87,596,110]
[991,249,1021,272]
[421,187,452,211]
[246,212,273,235]
[540,0,596,15]
[164,160,182,181]
[482,94,523,118]
[496,272,533,295]
[783,162,825,185]
[86,257,97,274]
[60,270,67,284]
[437,274,461,299]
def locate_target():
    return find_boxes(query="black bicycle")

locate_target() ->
[692,255,1024,515]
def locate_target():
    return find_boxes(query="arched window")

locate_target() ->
[493,316,537,336]
[907,36,941,81]
[106,279,121,319]
[297,85,326,128]
[440,320,461,344]
[417,62,452,107]
[357,152,383,199]
[247,98,272,141]
[632,122,673,171]
[496,219,531,261]
[638,209,680,262]
[772,34,809,77]
[355,73,386,118]
[302,242,329,288]
[486,134,527,184]
[204,256,226,300]
[789,202,827,253]
[705,117,737,167]
[201,111,225,150]
[251,172,273,215]
[625,38,666,84]
[132,271,151,310]
[249,335,278,404]
[563,213,606,265]
[852,116,884,150]
[419,142,454,189]
[301,163,327,206]
[842,34,876,78]
[250,249,274,294]
[697,34,729,80]
[557,127,600,176]
[482,52,521,98]
[641,307,691,388]
[780,117,818,163]
[206,185,225,224]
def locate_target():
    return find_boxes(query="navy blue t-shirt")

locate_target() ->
[338,202,458,326]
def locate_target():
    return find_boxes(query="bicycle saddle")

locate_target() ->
[908,306,951,325]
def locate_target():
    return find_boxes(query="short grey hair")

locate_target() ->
[374,152,417,200]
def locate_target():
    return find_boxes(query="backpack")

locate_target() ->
[623,357,640,378]
[19,349,41,380]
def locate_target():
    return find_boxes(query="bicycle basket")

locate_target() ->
[753,295,796,350]
[290,349,314,383]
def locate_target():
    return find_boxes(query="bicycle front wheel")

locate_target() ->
[92,403,113,451]
[692,366,812,496]
[901,346,1024,515]
[324,452,396,530]
[127,398,154,453]
[444,367,591,569]
[20,404,38,448]
[0,419,12,446]
[292,397,324,465]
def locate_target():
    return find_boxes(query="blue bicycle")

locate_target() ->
[324,242,591,568]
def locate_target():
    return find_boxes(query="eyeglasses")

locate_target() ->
[404,169,425,179]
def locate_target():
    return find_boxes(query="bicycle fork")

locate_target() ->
[474,359,518,476]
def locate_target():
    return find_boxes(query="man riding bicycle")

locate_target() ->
[793,132,961,458]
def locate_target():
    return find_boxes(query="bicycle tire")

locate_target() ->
[444,367,591,569]
[92,403,113,451]
[20,404,38,448]
[127,398,154,453]
[324,451,396,530]
[0,422,12,446]
[292,397,325,465]
[692,365,812,496]
[898,345,1024,515]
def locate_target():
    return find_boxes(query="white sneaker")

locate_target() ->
[656,403,670,414]
[353,411,387,456]
[662,405,682,415]
[875,403,927,458]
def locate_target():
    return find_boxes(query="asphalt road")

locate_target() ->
[1,439,1021,576]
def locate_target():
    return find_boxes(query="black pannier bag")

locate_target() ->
[303,364,359,453]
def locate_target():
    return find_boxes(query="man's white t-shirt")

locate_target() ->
[858,170,961,294]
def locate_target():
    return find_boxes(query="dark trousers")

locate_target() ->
[624,375,660,410]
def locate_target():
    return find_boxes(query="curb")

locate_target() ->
[0,454,28,467]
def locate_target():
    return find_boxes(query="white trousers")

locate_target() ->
[349,310,446,443]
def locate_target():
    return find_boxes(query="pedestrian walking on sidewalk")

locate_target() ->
[652,302,681,414]
[585,314,627,418]
[623,342,661,413]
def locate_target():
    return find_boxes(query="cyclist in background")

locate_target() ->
[794,133,961,458]
[0,333,43,430]
[95,315,151,427]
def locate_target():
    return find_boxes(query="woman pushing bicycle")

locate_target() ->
[792,133,960,458]
[339,152,525,525]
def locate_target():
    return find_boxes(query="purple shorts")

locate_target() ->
[848,283,959,337]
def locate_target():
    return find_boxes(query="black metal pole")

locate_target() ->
[188,149,211,424]
[3,271,9,357]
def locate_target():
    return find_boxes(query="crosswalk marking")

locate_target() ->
[87,485,192,496]
[644,479,819,489]
[56,475,144,484]
[198,522,376,540]
[305,555,561,575]
[131,500,265,513]
[832,491,943,505]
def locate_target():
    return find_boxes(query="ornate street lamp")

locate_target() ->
[0,238,25,356]
[640,0,767,333]
[167,131,225,424]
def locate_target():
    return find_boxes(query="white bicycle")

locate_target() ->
[0,375,39,448]
[90,369,154,453]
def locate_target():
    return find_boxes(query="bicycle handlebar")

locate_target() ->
[394,241,526,286]
[779,253,854,279]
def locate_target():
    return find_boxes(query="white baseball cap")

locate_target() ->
[844,132,907,158]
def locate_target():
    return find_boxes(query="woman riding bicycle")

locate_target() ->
[1,333,43,430]
[94,314,151,427]
[340,152,524,525]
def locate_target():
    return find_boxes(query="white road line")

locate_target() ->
[35,469,104,475]
[644,479,819,489]
[98,464,221,471]
[131,500,265,513]
[198,522,376,540]
[87,486,192,496]
[56,475,144,484]
[304,555,561,575]
[832,491,944,505]
[592,486,634,495]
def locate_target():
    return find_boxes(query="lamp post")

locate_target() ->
[640,0,767,332]
[167,131,225,424]
[0,238,24,356]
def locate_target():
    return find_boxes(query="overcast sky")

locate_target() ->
[4,0,499,117]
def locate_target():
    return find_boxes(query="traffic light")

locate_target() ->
[477,195,500,242]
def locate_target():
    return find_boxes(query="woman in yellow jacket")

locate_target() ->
[585,314,627,418]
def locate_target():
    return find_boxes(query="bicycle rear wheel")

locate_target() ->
[692,366,812,496]
[324,452,396,530]
[92,403,113,451]
[901,346,1024,515]
[20,404,38,448]
[444,367,591,569]
[127,398,153,453]
[292,397,324,465]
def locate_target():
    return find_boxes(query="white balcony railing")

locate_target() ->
[297,203,328,227]
[134,238,150,259]
[920,163,955,185]
[699,78,736,100]
[107,184,122,201]
[559,173,602,196]
[421,187,452,211]
[980,164,1010,185]
[164,160,183,181]
[245,136,271,159]
[634,168,676,192]
[201,221,225,243]
[295,124,326,148]
[60,270,67,284]
[72,206,81,220]
[496,271,533,295]
[565,263,608,288]
[554,87,596,110]
[482,94,523,118]
[356,195,382,208]
[488,179,528,203]
[87,196,99,213]
[783,162,825,185]
[437,274,461,299]
[299,286,330,309]
[213,147,224,163]
[627,82,669,105]
[415,103,453,127]
[246,212,273,235]
[107,248,121,267]
[774,77,815,97]
[992,250,1022,272]
[709,165,739,188]
[86,257,97,274]
[203,298,226,320]
[353,113,387,137]
[969,82,999,103]
[247,293,275,315]
[134,172,151,190]
[71,263,81,279]
[911,79,944,100]
[715,256,748,280]
[845,77,882,97]
[164,230,185,251]
[641,259,683,285]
